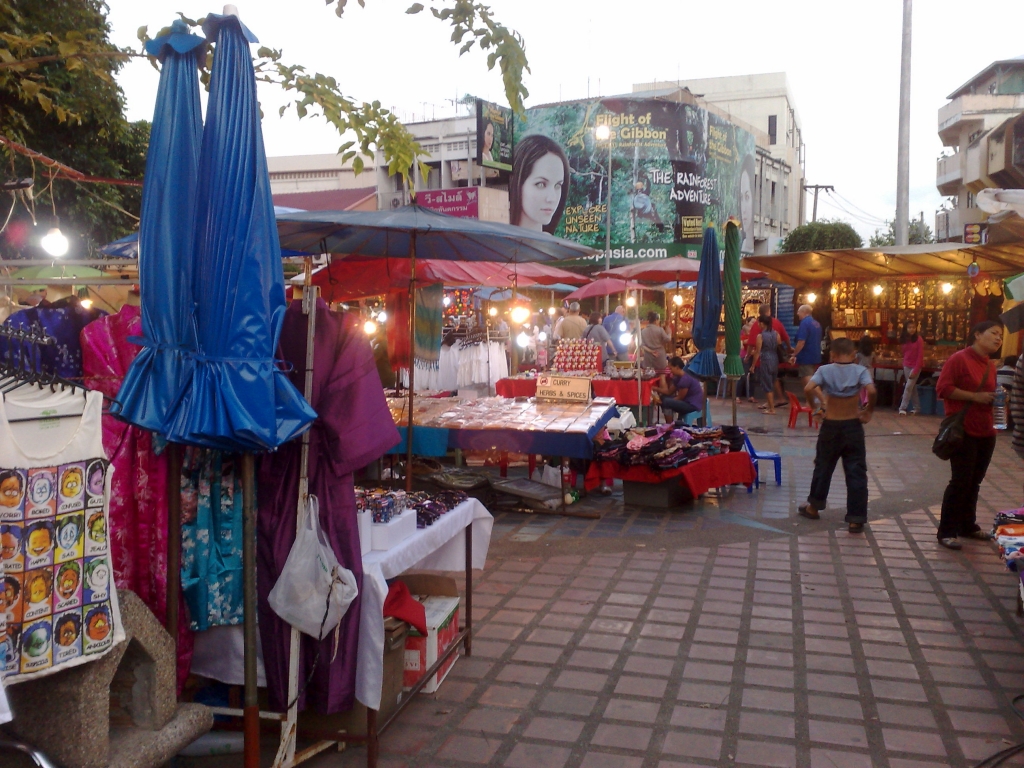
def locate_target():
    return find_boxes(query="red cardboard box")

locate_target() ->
[403,595,460,693]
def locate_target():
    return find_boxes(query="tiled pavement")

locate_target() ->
[243,404,1024,767]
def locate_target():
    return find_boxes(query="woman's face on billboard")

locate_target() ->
[519,152,563,231]
[482,122,494,154]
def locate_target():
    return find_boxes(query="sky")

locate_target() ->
[104,0,1024,242]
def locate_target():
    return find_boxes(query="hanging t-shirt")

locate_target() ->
[0,389,124,683]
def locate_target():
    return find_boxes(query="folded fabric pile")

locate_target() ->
[591,424,727,471]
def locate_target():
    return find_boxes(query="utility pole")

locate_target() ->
[805,184,834,222]
[895,0,913,245]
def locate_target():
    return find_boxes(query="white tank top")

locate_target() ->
[0,389,124,684]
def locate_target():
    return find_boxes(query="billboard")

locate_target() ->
[510,98,757,264]
[418,187,479,218]
[477,99,513,171]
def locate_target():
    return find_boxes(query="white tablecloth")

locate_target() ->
[356,498,492,709]
[190,499,493,711]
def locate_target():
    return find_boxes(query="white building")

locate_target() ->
[632,72,806,254]
[935,56,1024,242]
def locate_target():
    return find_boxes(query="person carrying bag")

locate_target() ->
[933,321,1003,550]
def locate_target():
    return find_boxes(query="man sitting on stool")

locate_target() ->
[654,356,706,423]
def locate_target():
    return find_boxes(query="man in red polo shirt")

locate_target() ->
[746,304,791,406]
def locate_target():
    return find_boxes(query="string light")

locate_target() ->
[41,227,69,257]
[510,305,531,324]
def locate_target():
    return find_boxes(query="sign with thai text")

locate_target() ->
[419,187,480,219]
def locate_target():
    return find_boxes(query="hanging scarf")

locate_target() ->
[413,283,444,370]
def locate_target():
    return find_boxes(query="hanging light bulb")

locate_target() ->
[538,331,548,342]
[488,306,498,317]
[625,295,637,308]
[363,320,378,335]
[872,284,883,296]
[619,332,633,346]
[912,285,920,295]
[806,292,817,304]
[80,299,93,310]
[672,294,683,306]
[619,321,628,332]
[516,331,530,348]
[510,305,531,324]
[941,282,953,294]
[41,226,69,257]
[830,285,838,296]
[443,295,451,307]
[377,311,387,323]
[548,306,556,315]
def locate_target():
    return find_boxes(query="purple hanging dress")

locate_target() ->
[258,300,399,713]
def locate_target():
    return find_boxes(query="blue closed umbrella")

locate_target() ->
[114,20,205,433]
[688,226,723,379]
[164,12,315,451]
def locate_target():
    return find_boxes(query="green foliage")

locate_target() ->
[779,219,863,253]
[0,0,147,256]
[639,300,662,322]
[868,218,934,247]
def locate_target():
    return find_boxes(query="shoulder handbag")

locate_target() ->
[932,364,990,461]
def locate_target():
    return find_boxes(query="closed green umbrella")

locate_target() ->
[722,221,743,377]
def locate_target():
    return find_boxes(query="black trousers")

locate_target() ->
[938,433,995,540]
[807,419,868,524]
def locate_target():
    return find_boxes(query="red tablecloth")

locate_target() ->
[494,378,538,398]
[495,377,657,406]
[591,378,657,407]
[585,452,756,497]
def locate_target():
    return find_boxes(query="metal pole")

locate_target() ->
[604,140,613,314]
[275,261,319,767]
[406,234,417,494]
[895,0,912,246]
[242,452,259,768]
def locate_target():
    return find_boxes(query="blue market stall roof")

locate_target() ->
[275,206,597,263]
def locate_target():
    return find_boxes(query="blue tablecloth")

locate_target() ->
[386,426,451,457]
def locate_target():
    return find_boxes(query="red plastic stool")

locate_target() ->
[787,392,816,429]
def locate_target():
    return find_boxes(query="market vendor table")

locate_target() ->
[584,452,756,497]
[190,499,493,768]
[494,377,538,398]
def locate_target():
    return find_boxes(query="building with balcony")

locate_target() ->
[632,72,806,254]
[935,56,1024,242]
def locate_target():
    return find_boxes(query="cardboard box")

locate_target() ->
[297,617,408,736]
[371,509,416,551]
[397,575,461,695]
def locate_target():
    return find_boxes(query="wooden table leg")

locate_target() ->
[366,708,378,768]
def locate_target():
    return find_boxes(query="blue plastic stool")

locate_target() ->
[683,400,713,427]
[743,430,781,492]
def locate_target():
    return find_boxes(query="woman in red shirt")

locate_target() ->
[934,320,1003,549]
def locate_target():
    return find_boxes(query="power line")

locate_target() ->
[817,197,887,229]
[827,190,888,225]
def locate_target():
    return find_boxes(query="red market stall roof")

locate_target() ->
[303,257,588,302]
[742,241,1024,285]
[597,255,766,282]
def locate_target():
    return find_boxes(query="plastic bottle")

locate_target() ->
[994,387,1008,431]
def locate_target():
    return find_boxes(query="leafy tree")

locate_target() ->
[0,0,530,256]
[868,219,934,247]
[779,219,863,253]
[0,0,147,257]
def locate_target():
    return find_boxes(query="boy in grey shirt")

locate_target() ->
[798,338,876,533]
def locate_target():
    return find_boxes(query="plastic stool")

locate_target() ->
[683,400,713,427]
[715,375,728,399]
[786,392,816,429]
[743,430,782,492]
